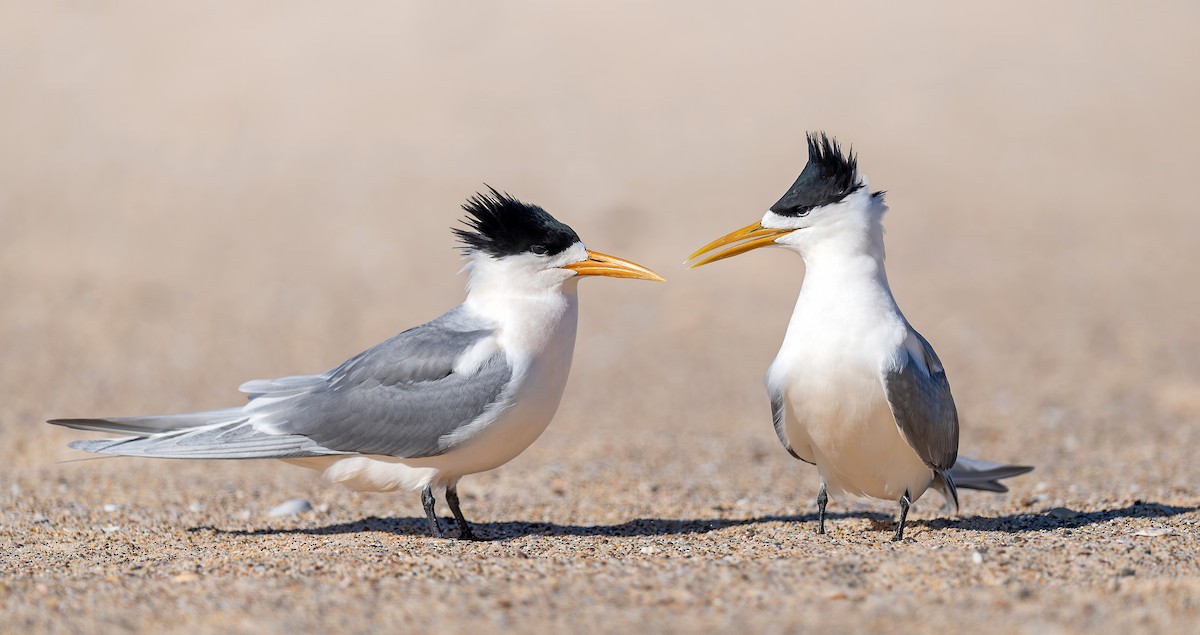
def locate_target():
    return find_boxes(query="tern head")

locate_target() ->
[688,132,887,267]
[455,187,663,293]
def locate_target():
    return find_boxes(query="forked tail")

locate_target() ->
[933,455,1034,514]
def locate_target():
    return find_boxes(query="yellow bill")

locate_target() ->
[687,220,792,268]
[563,250,665,282]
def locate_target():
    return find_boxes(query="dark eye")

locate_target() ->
[530,244,549,255]
[795,206,812,217]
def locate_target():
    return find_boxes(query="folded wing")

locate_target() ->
[881,325,960,472]
[51,307,513,461]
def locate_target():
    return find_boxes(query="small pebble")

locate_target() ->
[102,503,118,513]
[267,499,314,517]
[1048,507,1078,520]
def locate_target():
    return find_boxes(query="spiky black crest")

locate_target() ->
[770,132,863,217]
[453,187,580,258]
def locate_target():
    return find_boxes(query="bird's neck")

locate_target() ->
[791,220,899,320]
[463,270,579,360]
[775,221,905,371]
[795,211,889,282]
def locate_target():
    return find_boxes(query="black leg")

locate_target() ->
[421,485,443,538]
[892,489,912,542]
[816,482,829,535]
[445,483,479,541]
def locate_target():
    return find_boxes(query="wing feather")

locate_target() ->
[66,419,345,459]
[54,307,514,461]
[248,307,513,458]
[882,325,959,470]
[769,388,812,463]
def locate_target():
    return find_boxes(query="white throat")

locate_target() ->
[460,250,582,362]
[773,193,905,357]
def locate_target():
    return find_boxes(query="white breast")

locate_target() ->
[774,357,933,502]
[768,255,934,502]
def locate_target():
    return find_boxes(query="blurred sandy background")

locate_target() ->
[2,2,1198,633]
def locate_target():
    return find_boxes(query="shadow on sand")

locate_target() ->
[195,511,885,541]
[917,500,1196,533]
[190,500,1195,541]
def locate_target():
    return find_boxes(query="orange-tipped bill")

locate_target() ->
[687,221,792,268]
[563,250,665,282]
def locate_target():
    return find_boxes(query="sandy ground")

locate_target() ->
[2,2,1199,633]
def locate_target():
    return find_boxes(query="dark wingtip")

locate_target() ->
[48,418,86,427]
[47,417,143,435]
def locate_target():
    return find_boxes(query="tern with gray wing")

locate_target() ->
[51,188,664,540]
[689,133,1031,541]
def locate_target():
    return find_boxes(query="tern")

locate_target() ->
[689,133,1031,541]
[50,188,663,540]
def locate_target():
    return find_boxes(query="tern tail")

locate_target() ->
[933,455,1034,514]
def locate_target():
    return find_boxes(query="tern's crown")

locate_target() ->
[770,132,864,217]
[453,187,581,259]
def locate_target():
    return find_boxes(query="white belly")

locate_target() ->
[775,356,933,503]
[766,239,935,503]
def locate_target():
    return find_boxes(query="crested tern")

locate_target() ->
[689,133,1032,540]
[50,188,663,540]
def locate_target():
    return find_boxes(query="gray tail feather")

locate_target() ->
[950,455,1034,492]
[933,455,1034,514]
[239,374,324,399]
[48,408,245,435]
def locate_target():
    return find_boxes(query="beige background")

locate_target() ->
[2,2,1198,633]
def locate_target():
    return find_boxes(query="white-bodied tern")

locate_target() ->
[51,188,663,540]
[689,133,1031,540]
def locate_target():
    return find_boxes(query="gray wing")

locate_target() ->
[52,307,513,461]
[52,407,347,459]
[769,388,811,463]
[245,306,513,458]
[881,325,959,471]
[65,418,346,459]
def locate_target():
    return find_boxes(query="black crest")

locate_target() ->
[770,132,863,216]
[453,187,580,258]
